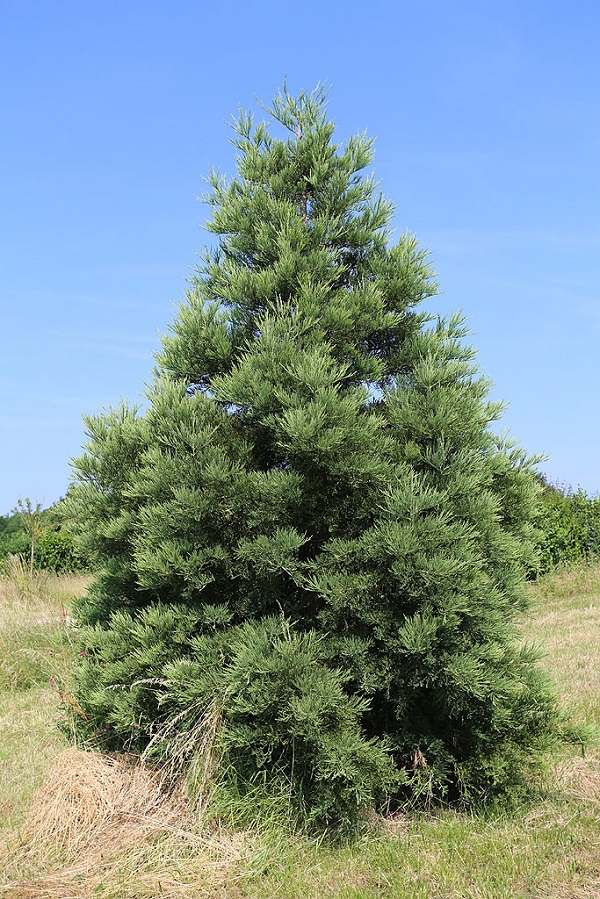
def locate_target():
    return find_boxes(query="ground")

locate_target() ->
[0,559,598,898]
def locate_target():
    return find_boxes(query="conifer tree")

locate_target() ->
[68,85,559,826]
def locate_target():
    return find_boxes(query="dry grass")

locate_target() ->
[22,748,193,854]
[0,690,68,828]
[0,748,253,899]
[0,563,91,826]
[0,563,598,898]
[0,555,90,628]
[0,559,89,694]
[528,561,600,729]
[531,561,600,602]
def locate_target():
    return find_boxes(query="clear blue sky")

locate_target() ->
[1,0,599,515]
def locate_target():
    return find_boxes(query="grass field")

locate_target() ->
[0,560,598,898]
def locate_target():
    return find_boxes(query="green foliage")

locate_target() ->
[73,611,402,828]
[0,512,29,559]
[0,502,85,573]
[34,528,83,573]
[67,85,561,828]
[535,481,600,573]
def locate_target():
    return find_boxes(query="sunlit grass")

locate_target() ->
[0,563,598,898]
[528,561,600,729]
[0,559,89,692]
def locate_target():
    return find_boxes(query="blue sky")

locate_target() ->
[1,0,599,514]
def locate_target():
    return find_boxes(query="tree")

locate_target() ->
[0,499,84,573]
[0,510,29,560]
[14,497,45,574]
[67,85,559,827]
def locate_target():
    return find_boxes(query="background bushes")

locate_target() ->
[0,502,84,574]
[535,480,600,574]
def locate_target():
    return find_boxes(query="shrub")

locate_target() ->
[35,529,84,573]
[536,482,600,573]
[0,503,86,573]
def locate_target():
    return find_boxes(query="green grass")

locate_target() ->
[0,563,85,832]
[528,563,600,729]
[239,803,599,898]
[0,688,69,829]
[0,563,598,898]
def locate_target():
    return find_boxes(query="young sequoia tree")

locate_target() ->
[68,86,559,826]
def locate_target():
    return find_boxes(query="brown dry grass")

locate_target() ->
[0,748,253,899]
[554,751,600,806]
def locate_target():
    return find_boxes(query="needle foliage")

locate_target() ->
[67,85,559,829]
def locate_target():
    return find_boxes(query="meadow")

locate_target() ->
[0,557,598,898]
